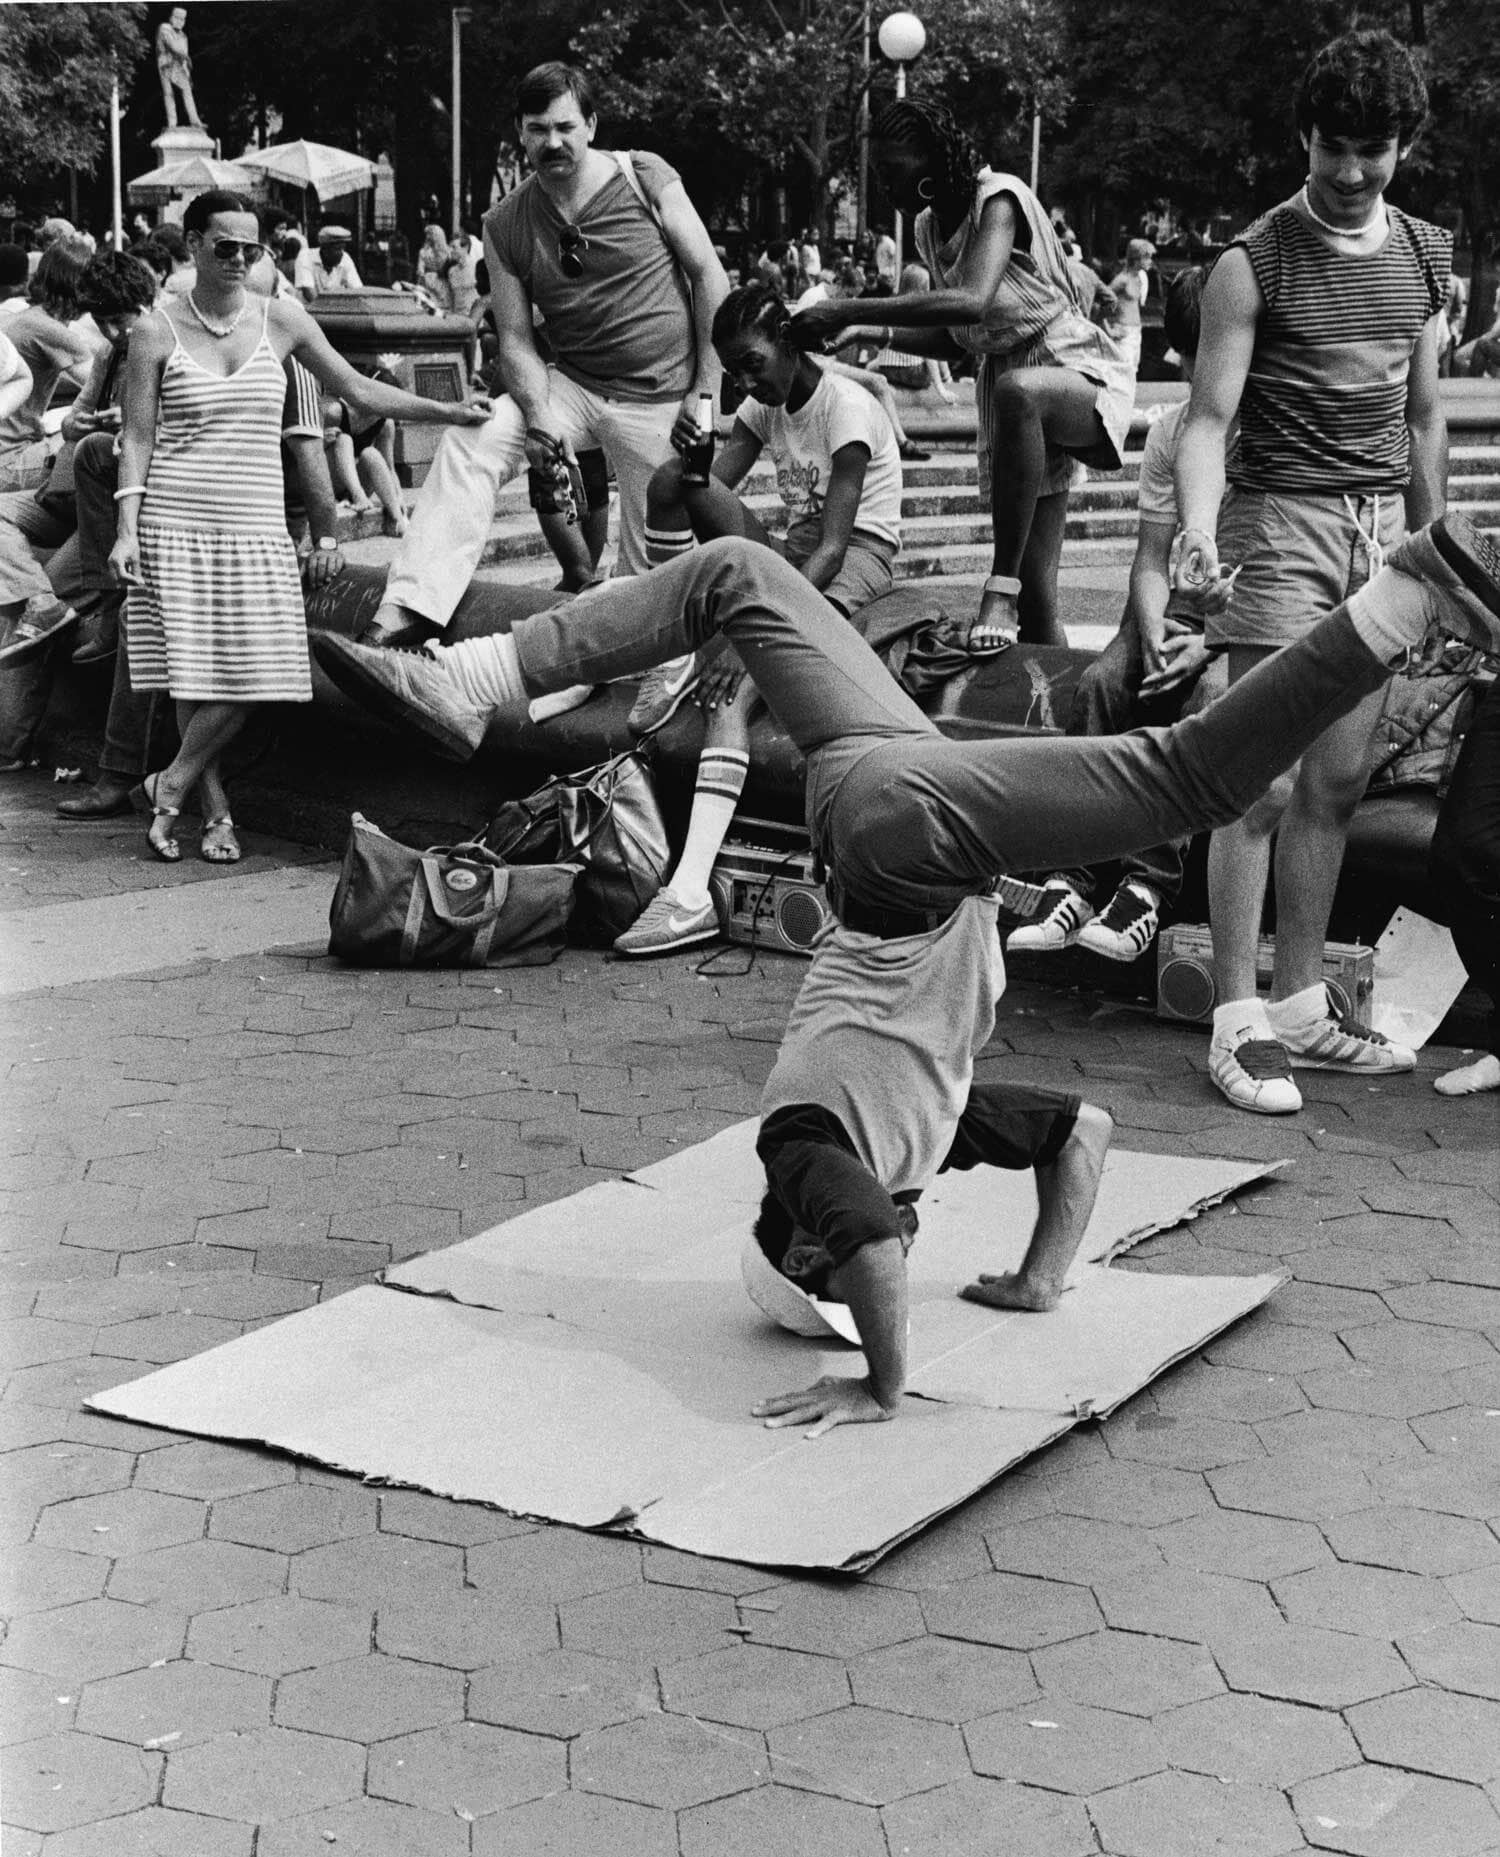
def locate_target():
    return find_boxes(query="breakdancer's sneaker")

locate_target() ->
[1209,1018,1302,1116]
[1386,513,1500,656]
[311,633,488,762]
[1077,880,1162,962]
[1007,881,1092,952]
[1268,986,1416,1075]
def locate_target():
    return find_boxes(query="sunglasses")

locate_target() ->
[557,224,589,279]
[206,238,266,264]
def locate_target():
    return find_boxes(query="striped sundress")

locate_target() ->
[126,301,311,703]
[915,170,1135,500]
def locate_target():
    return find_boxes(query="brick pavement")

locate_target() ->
[2,771,1498,1856]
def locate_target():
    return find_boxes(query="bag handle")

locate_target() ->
[416,855,513,930]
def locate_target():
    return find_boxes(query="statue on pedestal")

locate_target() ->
[156,7,203,130]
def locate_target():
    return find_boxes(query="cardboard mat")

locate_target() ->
[90,1121,1282,1571]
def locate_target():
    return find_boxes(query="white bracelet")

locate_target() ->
[113,487,147,501]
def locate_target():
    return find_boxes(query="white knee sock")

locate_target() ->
[646,526,695,569]
[432,633,524,711]
[1266,982,1329,1030]
[667,748,750,907]
[1345,574,1432,665]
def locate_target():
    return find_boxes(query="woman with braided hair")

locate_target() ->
[790,97,1134,649]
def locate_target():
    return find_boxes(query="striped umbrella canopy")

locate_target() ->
[237,139,374,202]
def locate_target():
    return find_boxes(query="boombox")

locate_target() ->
[710,819,834,955]
[1157,923,1375,1024]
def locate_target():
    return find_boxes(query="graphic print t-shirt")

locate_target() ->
[733,370,902,547]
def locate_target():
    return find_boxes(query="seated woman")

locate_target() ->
[789,97,1133,650]
[0,240,97,494]
[320,383,408,537]
[616,279,903,956]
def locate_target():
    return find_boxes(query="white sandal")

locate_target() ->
[969,574,1021,655]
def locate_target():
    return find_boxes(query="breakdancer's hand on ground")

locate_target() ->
[753,1375,896,1438]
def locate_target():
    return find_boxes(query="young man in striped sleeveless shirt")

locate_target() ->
[1173,29,1452,1115]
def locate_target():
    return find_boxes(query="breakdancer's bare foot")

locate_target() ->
[960,1271,1067,1311]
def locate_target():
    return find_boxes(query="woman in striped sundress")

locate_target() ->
[109,190,488,862]
[789,99,1134,650]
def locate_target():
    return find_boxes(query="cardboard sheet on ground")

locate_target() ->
[1370,907,1471,1050]
[89,1125,1282,1571]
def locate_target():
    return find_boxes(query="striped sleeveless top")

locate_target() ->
[1232,201,1451,496]
[143,300,289,534]
[914,169,1086,357]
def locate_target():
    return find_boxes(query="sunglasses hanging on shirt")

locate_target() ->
[558,224,589,279]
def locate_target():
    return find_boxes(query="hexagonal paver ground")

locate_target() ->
[368,1721,565,1818]
[184,1595,371,1677]
[880,1774,1094,1857]
[472,1790,676,1857]
[208,1481,377,1554]
[274,1653,464,1741]
[768,1704,967,1805]
[660,1642,850,1730]
[921,1570,1102,1650]
[162,1725,364,1823]
[1,1597,188,1683]
[36,1805,253,1856]
[964,1700,1166,1795]
[1,1731,160,1833]
[1091,1767,1304,1857]
[1032,1627,1223,1717]
[257,1795,470,1857]
[1272,1560,1462,1640]
[1397,1620,1500,1701]
[573,1711,768,1810]
[1157,1691,1358,1786]
[468,1648,658,1739]
[1347,1688,1500,1784]
[561,1582,742,1662]
[74,1660,271,1749]
[680,1782,887,1857]
[1293,1763,1500,1856]
[849,1634,1037,1723]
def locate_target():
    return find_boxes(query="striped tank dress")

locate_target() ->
[126,301,311,703]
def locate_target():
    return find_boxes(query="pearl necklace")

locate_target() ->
[1299,184,1385,240]
[184,290,247,338]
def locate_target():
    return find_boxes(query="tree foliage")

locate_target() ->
[0,4,147,186]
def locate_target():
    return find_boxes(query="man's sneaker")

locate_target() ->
[0,599,78,666]
[1077,881,1161,962]
[613,888,720,956]
[1006,881,1092,952]
[627,654,700,734]
[1269,989,1417,1074]
[1209,1021,1303,1115]
[1387,512,1500,657]
[310,633,488,762]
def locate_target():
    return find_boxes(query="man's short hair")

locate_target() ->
[516,61,595,122]
[1293,29,1427,149]
[1163,265,1208,359]
[182,191,256,238]
[77,251,159,317]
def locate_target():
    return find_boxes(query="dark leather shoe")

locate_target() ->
[57,784,135,819]
[72,637,119,666]
[355,615,442,651]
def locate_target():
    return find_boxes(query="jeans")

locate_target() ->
[74,430,155,780]
[508,537,1393,918]
[1050,615,1226,905]
[1429,678,1499,1055]
[384,367,679,628]
[0,485,71,607]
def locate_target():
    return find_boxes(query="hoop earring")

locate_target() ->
[916,177,936,202]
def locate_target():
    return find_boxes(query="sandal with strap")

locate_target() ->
[200,816,242,864]
[131,772,182,863]
[969,574,1021,656]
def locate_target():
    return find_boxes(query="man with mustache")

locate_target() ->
[358,62,728,652]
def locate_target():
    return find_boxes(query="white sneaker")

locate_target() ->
[1077,881,1161,962]
[1209,1020,1302,1115]
[1007,882,1092,952]
[1269,988,1416,1074]
[613,887,720,956]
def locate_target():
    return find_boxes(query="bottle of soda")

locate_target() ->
[681,391,716,487]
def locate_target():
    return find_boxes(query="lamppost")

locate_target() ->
[877,9,924,279]
[451,6,472,235]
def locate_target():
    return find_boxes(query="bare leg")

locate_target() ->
[1265,683,1386,999]
[538,510,597,591]
[327,434,369,508]
[1017,491,1069,647]
[1208,646,1292,1005]
[356,445,407,535]
[980,368,1105,643]
[961,1103,1113,1311]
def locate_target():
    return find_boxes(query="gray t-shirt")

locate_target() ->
[486,151,695,404]
[760,895,1005,1195]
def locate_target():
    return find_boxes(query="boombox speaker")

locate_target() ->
[710,819,833,956]
[1157,923,1375,1024]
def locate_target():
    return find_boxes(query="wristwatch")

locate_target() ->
[315,536,340,552]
